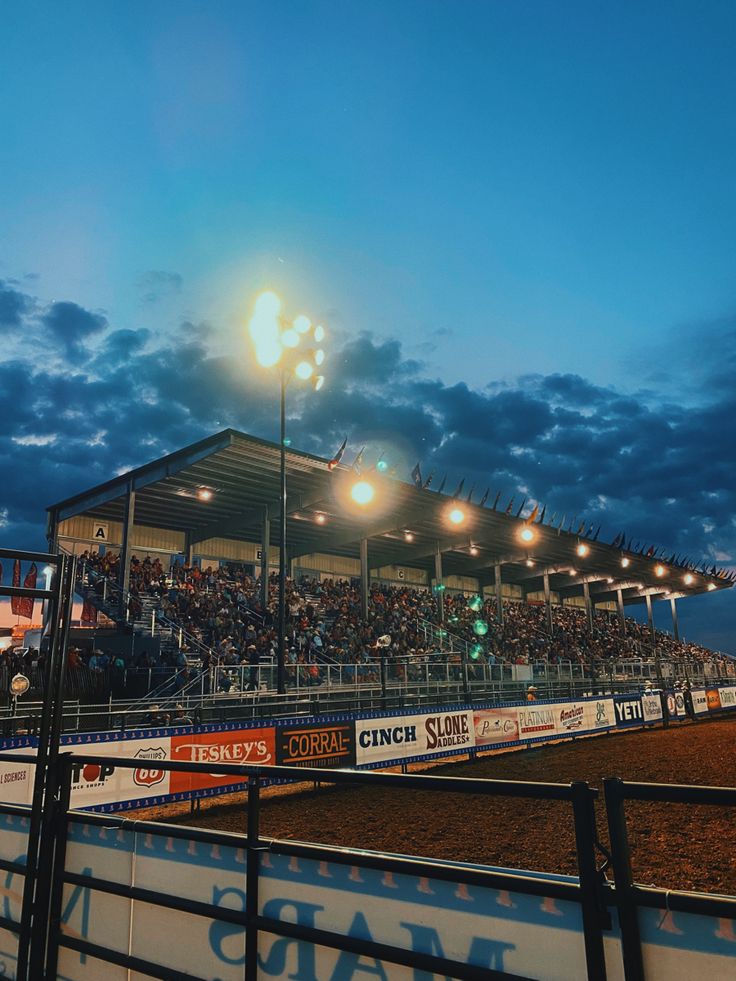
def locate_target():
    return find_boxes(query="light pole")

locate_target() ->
[249,292,326,694]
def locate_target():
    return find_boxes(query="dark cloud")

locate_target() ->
[0,280,32,329]
[0,282,733,650]
[42,301,108,363]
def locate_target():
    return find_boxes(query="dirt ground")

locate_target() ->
[140,718,736,894]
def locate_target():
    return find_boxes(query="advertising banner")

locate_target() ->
[64,735,172,809]
[276,721,356,768]
[554,701,588,736]
[355,709,474,766]
[692,690,709,715]
[718,686,736,709]
[641,694,663,722]
[706,689,722,711]
[613,696,645,728]
[583,698,616,733]
[169,726,276,794]
[517,704,557,738]
[473,707,520,747]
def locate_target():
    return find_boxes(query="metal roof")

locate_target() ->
[48,428,732,608]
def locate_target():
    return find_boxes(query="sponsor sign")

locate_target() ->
[556,702,587,734]
[706,689,721,711]
[276,722,356,768]
[356,710,474,765]
[63,736,175,808]
[584,698,615,732]
[170,727,276,794]
[517,706,556,737]
[473,707,520,747]
[674,692,687,719]
[692,690,709,715]
[666,692,677,718]
[133,746,167,787]
[718,686,736,708]
[614,697,644,727]
[641,694,663,722]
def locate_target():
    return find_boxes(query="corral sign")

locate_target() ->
[277,722,356,768]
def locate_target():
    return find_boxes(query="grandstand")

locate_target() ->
[30,429,730,709]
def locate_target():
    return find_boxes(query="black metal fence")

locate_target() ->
[1,747,735,980]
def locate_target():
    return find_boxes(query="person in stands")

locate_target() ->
[527,685,538,701]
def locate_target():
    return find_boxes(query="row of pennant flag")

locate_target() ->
[326,438,734,583]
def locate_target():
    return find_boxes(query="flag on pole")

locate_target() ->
[411,463,422,487]
[352,447,366,474]
[423,471,435,489]
[437,473,447,494]
[515,497,527,518]
[537,505,546,524]
[10,559,21,616]
[505,496,515,514]
[527,502,539,523]
[492,491,501,510]
[16,563,37,620]
[479,488,490,507]
[465,484,475,503]
[452,478,465,499]
[327,437,348,470]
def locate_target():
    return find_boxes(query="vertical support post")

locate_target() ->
[260,505,270,612]
[603,778,645,981]
[645,593,654,643]
[119,482,135,615]
[495,562,503,625]
[617,588,625,635]
[670,596,680,642]
[434,544,444,623]
[40,754,74,981]
[360,537,369,621]
[571,781,608,981]
[245,774,262,981]
[277,373,287,695]
[543,571,553,634]
[583,580,593,633]
[185,530,194,567]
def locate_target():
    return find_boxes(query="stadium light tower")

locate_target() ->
[249,291,327,694]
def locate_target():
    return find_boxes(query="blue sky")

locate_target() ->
[1,1,735,649]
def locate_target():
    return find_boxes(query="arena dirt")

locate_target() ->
[139,718,736,894]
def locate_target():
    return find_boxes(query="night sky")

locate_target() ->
[1,1,734,650]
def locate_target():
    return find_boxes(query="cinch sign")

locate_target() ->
[355,711,475,765]
[277,723,356,768]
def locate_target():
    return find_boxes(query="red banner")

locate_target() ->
[169,727,276,794]
[80,598,98,625]
[15,563,37,620]
[10,560,21,616]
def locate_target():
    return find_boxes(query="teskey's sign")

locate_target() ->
[169,727,276,793]
[277,722,356,768]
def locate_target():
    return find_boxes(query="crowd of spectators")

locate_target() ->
[69,551,728,693]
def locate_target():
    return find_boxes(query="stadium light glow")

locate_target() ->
[469,545,479,556]
[315,513,326,525]
[404,531,414,542]
[293,314,311,334]
[295,360,313,380]
[197,488,213,501]
[569,569,577,576]
[655,564,666,577]
[519,526,534,543]
[576,543,589,557]
[707,583,717,591]
[448,507,465,525]
[281,329,300,348]
[468,595,483,612]
[351,480,375,506]
[621,556,630,568]
[314,348,325,366]
[526,558,535,567]
[684,573,694,585]
[473,619,489,636]
[314,324,325,343]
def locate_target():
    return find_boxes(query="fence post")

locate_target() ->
[570,781,608,981]
[41,753,74,981]
[245,773,262,981]
[603,778,645,981]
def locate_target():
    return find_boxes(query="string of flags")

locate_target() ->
[326,437,734,582]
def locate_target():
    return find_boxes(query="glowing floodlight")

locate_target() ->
[473,619,489,636]
[621,556,630,568]
[684,573,694,585]
[520,527,534,543]
[314,348,325,366]
[655,564,666,577]
[281,329,300,349]
[448,508,465,525]
[293,315,311,334]
[576,543,589,557]
[351,480,375,506]
[295,361,313,380]
[314,324,325,342]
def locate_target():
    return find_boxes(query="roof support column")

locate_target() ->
[543,571,553,634]
[617,588,626,636]
[184,531,194,567]
[494,562,503,626]
[670,596,679,642]
[583,580,593,633]
[645,593,655,643]
[118,483,135,616]
[360,537,370,620]
[260,505,270,613]
[45,508,59,554]
[435,544,444,623]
